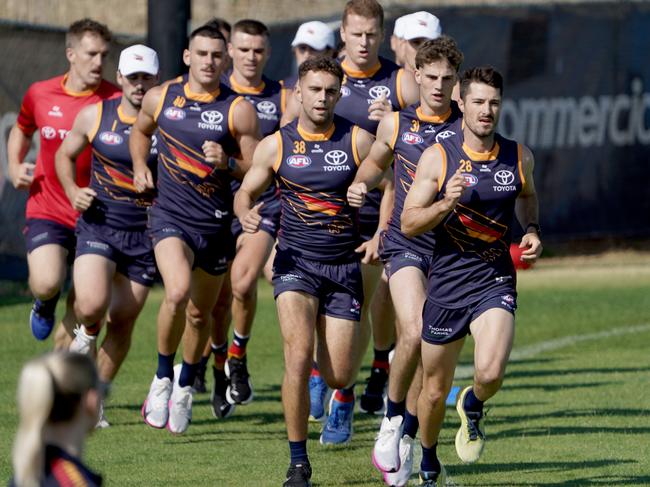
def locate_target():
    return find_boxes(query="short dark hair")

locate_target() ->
[66,18,112,47]
[460,66,504,99]
[189,24,226,44]
[342,0,384,28]
[415,35,464,72]
[232,19,269,38]
[204,17,231,36]
[299,56,344,84]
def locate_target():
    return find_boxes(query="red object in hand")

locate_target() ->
[510,243,533,270]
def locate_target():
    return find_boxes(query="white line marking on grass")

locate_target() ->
[455,323,650,380]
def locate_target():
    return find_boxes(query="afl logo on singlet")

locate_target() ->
[164,107,186,121]
[402,132,423,145]
[368,85,391,100]
[463,174,479,187]
[286,155,312,168]
[99,131,123,145]
[340,86,351,97]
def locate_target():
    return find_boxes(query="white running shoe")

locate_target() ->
[373,415,404,473]
[69,325,97,355]
[142,374,173,429]
[383,434,414,486]
[167,363,194,434]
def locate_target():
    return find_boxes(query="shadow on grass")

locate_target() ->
[504,381,614,391]
[454,460,645,486]
[486,407,650,426]
[490,425,650,440]
[506,366,650,379]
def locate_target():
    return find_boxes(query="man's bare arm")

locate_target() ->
[515,145,542,262]
[130,86,161,192]
[231,99,262,174]
[402,145,465,237]
[55,104,98,211]
[7,125,35,190]
[234,132,279,233]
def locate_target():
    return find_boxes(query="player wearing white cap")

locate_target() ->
[399,12,442,73]
[55,45,160,427]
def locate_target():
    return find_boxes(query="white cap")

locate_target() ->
[291,21,336,51]
[402,12,442,41]
[392,15,408,39]
[118,44,159,76]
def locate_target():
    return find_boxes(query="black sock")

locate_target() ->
[156,352,175,380]
[178,360,199,387]
[289,440,308,464]
[386,398,406,419]
[464,387,484,413]
[420,443,440,473]
[403,410,419,438]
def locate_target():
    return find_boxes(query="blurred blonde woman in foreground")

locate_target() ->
[11,352,103,487]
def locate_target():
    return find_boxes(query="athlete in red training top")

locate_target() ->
[7,18,119,343]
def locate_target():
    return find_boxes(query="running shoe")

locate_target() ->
[30,300,55,340]
[283,462,312,487]
[211,366,235,419]
[96,400,110,429]
[382,434,414,486]
[226,356,254,404]
[320,394,354,445]
[167,364,194,434]
[418,465,446,486]
[69,325,97,355]
[308,374,329,423]
[359,366,388,415]
[142,374,172,429]
[455,386,485,463]
[373,415,403,473]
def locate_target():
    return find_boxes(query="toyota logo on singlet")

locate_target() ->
[368,85,391,100]
[340,86,351,97]
[435,130,456,142]
[41,126,56,140]
[324,150,348,165]
[257,100,277,115]
[494,170,515,185]
[201,110,223,125]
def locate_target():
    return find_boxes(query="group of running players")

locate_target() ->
[8,1,542,486]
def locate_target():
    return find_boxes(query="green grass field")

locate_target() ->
[1,253,649,486]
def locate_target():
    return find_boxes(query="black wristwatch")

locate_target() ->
[525,223,542,237]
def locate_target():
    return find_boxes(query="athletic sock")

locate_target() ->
[228,331,250,359]
[34,292,60,317]
[386,398,406,419]
[178,360,199,388]
[310,361,320,377]
[156,352,175,380]
[463,387,484,413]
[403,409,419,438]
[420,443,441,473]
[334,385,355,403]
[212,342,228,371]
[289,440,309,464]
[372,346,392,370]
[199,354,210,370]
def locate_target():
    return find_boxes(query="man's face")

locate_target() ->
[415,58,456,112]
[402,37,428,72]
[297,71,341,125]
[293,44,332,67]
[117,72,158,108]
[340,14,382,66]
[67,33,109,87]
[459,82,502,138]
[390,35,404,66]
[228,31,269,80]
[184,35,227,85]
